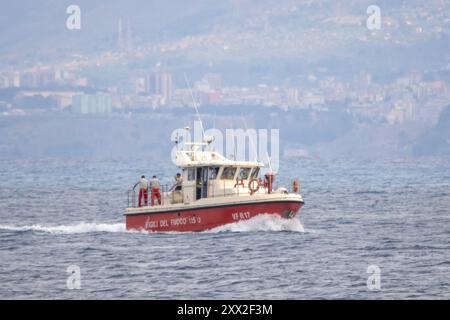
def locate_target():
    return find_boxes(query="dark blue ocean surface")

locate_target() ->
[0,157,449,299]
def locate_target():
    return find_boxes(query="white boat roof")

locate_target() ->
[174,149,265,168]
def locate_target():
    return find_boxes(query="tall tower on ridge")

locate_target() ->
[126,18,133,51]
[117,17,124,50]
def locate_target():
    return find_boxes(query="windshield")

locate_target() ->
[239,168,251,180]
[209,167,220,180]
[222,167,236,180]
[250,167,260,179]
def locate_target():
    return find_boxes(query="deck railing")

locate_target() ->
[127,181,258,208]
[126,178,299,209]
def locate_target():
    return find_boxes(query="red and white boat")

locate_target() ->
[125,129,304,232]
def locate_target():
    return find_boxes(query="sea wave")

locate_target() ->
[207,214,305,233]
[0,222,126,234]
[0,215,304,235]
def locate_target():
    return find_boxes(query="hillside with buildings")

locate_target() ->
[413,104,450,156]
[0,0,449,158]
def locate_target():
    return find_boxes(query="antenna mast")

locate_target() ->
[241,116,259,162]
[266,151,273,173]
[183,73,205,141]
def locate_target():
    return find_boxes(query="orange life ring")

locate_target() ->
[248,178,260,193]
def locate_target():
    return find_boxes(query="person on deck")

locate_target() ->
[174,173,183,189]
[150,175,162,206]
[133,175,149,207]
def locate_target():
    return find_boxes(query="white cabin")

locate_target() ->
[172,145,266,205]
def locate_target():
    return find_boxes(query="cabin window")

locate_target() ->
[209,167,220,180]
[222,167,236,180]
[187,168,196,181]
[238,168,251,180]
[250,167,260,179]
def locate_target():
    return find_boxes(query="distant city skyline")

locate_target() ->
[0,0,449,158]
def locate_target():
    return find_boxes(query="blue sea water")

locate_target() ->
[0,156,449,299]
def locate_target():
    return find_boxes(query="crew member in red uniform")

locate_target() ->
[150,175,162,206]
[133,175,149,207]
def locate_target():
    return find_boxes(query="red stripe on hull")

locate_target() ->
[126,201,303,232]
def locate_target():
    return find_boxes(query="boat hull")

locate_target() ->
[125,200,303,232]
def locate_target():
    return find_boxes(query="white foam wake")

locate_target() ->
[0,215,304,235]
[208,214,304,233]
[0,222,126,234]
